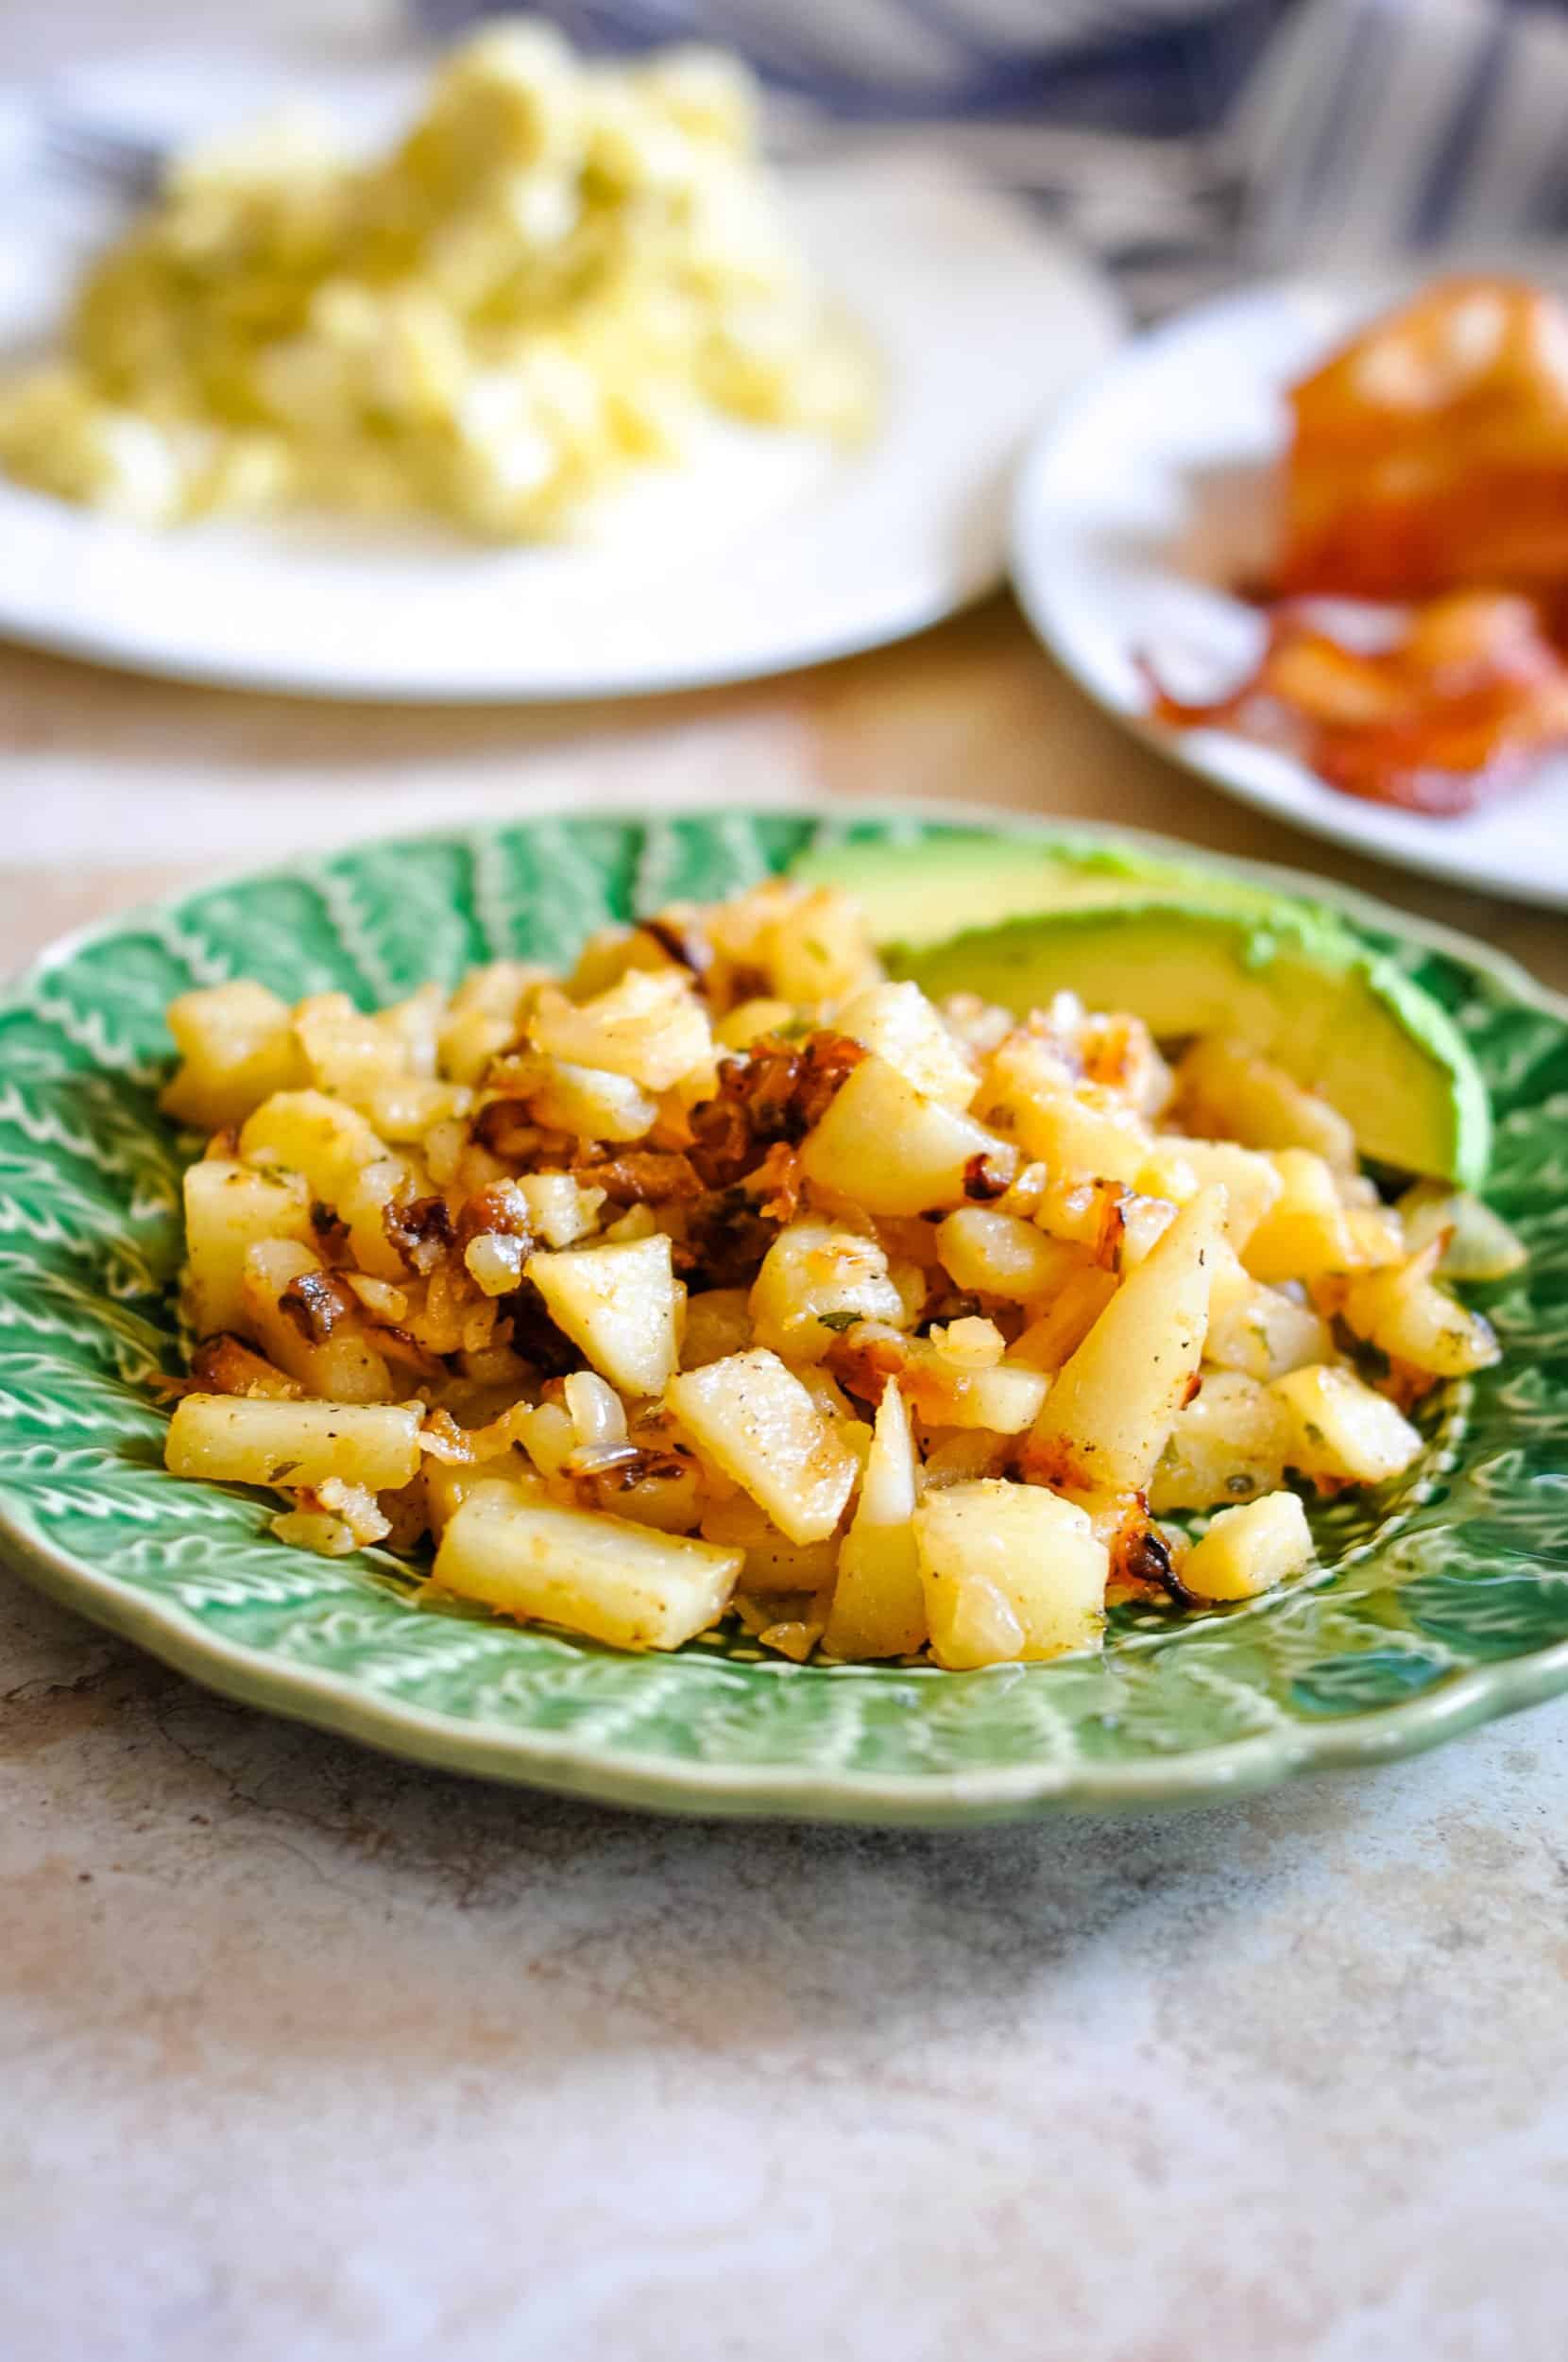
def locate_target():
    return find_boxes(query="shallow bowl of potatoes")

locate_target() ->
[0,806,1564,1824]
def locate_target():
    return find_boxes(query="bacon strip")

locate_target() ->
[1144,591,1568,816]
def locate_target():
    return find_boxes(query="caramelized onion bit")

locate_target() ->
[384,1192,455,1274]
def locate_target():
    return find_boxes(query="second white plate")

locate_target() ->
[1010,273,1568,912]
[0,149,1119,703]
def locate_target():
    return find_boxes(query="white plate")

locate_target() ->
[1010,274,1568,911]
[0,135,1119,701]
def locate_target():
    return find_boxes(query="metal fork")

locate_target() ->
[36,112,163,203]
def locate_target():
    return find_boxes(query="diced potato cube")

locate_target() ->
[1150,1371,1291,1512]
[238,1089,412,1280]
[914,1480,1108,1668]
[764,887,878,1004]
[528,968,712,1092]
[979,1031,1150,1181]
[1175,1037,1356,1170]
[1077,1010,1174,1119]
[935,1207,1078,1301]
[165,1395,422,1492]
[748,1219,906,1362]
[1113,1193,1181,1270]
[900,1339,1050,1433]
[438,962,543,1086]
[465,1233,528,1295]
[423,1456,541,1534]
[1271,1363,1423,1485]
[603,1204,659,1244]
[666,1348,858,1544]
[714,997,798,1052]
[1183,1490,1314,1602]
[568,924,679,1000]
[181,1157,314,1337]
[701,879,803,970]
[1148,1136,1283,1252]
[1027,1189,1223,1493]
[1133,1144,1202,1208]
[700,1496,843,1592]
[799,1054,1014,1218]
[516,1171,605,1248]
[1008,1084,1152,1187]
[1242,1150,1355,1284]
[1007,1269,1117,1373]
[1344,1205,1406,1269]
[822,1379,926,1659]
[1340,1255,1502,1378]
[374,983,443,1078]
[526,1233,682,1397]
[836,982,976,1109]
[922,1570,1024,1669]
[1202,1241,1334,1382]
[366,1077,473,1142]
[293,992,406,1107]
[528,1059,659,1142]
[679,1286,755,1370]
[162,981,302,1130]
[927,1315,1006,1368]
[1397,1183,1527,1282]
[433,1488,741,1651]
[240,1239,398,1404]
[977,1029,1075,1125]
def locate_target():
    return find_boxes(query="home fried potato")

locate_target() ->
[158,873,1511,1665]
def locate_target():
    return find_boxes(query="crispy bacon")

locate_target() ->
[278,1267,358,1344]
[573,1149,704,1207]
[689,1031,864,1189]
[1144,591,1568,816]
[471,1099,561,1161]
[679,1192,778,1292]
[190,1333,304,1399]
[453,1179,534,1249]
[687,1095,753,1191]
[383,1191,454,1275]
[750,1141,803,1224]
[507,1283,578,1378]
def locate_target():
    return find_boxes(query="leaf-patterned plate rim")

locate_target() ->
[1,799,1565,1825]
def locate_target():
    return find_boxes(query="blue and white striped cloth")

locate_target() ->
[412,0,1568,317]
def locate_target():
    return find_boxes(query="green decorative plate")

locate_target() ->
[2,808,1565,1824]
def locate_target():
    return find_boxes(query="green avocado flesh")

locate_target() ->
[792,835,1491,1188]
[791,829,1291,947]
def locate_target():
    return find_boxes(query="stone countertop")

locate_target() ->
[2,595,1566,2362]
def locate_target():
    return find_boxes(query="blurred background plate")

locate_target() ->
[1010,272,1568,913]
[0,106,1121,701]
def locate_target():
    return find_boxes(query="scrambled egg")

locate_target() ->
[0,26,876,537]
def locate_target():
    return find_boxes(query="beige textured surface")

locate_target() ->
[2,579,1567,2362]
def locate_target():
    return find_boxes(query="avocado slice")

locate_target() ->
[791,827,1292,948]
[893,903,1490,1189]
